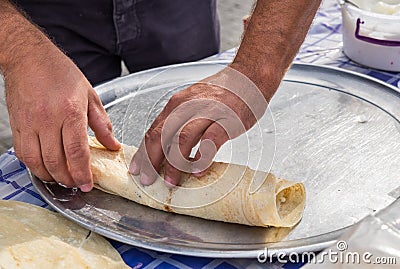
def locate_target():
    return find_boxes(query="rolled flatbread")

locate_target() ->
[0,200,129,269]
[89,137,306,227]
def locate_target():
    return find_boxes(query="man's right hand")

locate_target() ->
[0,1,120,191]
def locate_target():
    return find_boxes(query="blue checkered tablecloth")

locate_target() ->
[1,1,399,268]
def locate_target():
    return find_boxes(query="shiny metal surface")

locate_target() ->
[31,61,400,258]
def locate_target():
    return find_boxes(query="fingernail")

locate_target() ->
[80,183,92,192]
[129,161,139,175]
[140,173,154,186]
[164,176,177,188]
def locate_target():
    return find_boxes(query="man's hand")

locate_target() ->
[129,67,270,186]
[0,1,120,191]
[130,0,322,186]
[6,45,120,191]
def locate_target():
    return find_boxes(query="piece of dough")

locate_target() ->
[89,137,306,227]
[0,200,129,269]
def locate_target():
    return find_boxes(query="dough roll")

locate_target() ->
[89,137,306,227]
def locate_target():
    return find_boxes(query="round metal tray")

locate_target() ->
[31,61,400,258]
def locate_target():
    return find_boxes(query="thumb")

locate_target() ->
[87,90,121,150]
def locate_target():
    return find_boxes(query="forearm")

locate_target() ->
[0,0,51,74]
[231,0,322,100]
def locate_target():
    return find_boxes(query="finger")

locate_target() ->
[19,131,53,181]
[88,90,121,150]
[62,113,92,192]
[192,122,230,177]
[130,125,166,185]
[129,148,141,176]
[39,129,75,187]
[163,119,212,186]
[131,91,216,186]
[129,147,141,176]
[139,155,160,186]
[130,104,190,184]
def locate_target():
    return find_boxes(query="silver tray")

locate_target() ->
[31,61,400,258]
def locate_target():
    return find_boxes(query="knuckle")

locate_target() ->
[204,130,219,142]
[105,119,113,133]
[19,113,33,130]
[63,101,83,121]
[65,141,88,160]
[177,131,193,147]
[22,154,42,169]
[88,90,101,105]
[168,94,180,105]
[37,103,50,118]
[145,127,162,142]
[167,92,188,107]
[42,156,60,172]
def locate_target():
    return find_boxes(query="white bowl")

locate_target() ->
[340,0,400,71]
